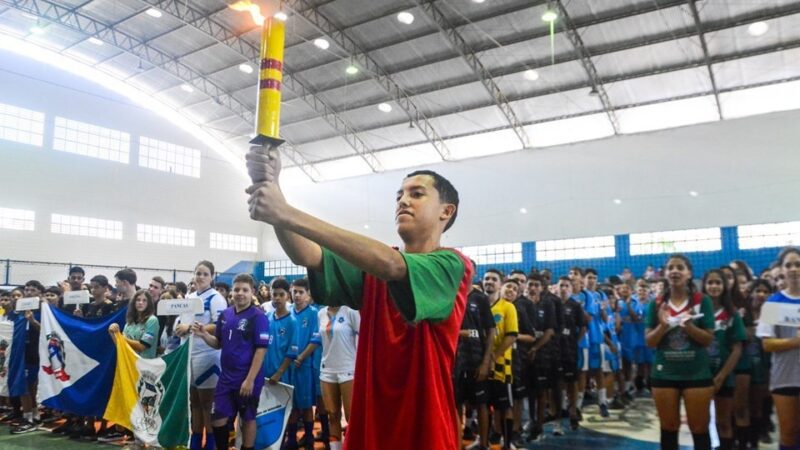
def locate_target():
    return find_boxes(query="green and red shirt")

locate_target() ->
[309,247,472,450]
[646,293,715,381]
[708,308,747,387]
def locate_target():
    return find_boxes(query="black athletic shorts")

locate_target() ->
[526,361,554,392]
[771,386,800,396]
[488,380,512,410]
[650,378,713,390]
[454,369,488,406]
[715,386,734,398]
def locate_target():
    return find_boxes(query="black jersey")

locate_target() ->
[560,298,585,360]
[457,289,496,371]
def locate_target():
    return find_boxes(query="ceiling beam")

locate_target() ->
[413,0,530,148]
[554,0,619,134]
[687,0,723,119]
[284,0,452,161]
[280,1,800,129]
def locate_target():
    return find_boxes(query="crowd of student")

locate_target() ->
[454,247,800,450]
[0,247,798,450]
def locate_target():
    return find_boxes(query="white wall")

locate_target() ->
[264,108,800,258]
[0,51,264,284]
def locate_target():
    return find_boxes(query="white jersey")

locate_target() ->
[318,306,359,374]
[179,287,227,357]
[262,300,275,316]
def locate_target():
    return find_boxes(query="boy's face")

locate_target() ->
[272,289,289,308]
[526,279,542,299]
[148,280,164,300]
[44,292,60,305]
[0,294,10,310]
[24,285,42,298]
[482,272,501,295]
[395,175,454,242]
[500,281,519,300]
[68,272,84,290]
[292,286,310,308]
[558,280,572,299]
[90,281,107,299]
[231,282,253,310]
[584,273,598,290]
[616,283,632,299]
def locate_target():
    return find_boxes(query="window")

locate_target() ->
[264,259,305,277]
[629,228,721,255]
[210,232,258,253]
[139,137,201,178]
[536,236,615,261]
[459,243,523,265]
[50,214,122,240]
[53,117,130,163]
[137,224,195,247]
[738,221,800,250]
[0,207,35,231]
[0,102,45,146]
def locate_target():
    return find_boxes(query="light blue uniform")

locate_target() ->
[619,298,645,363]
[291,304,320,409]
[264,311,298,385]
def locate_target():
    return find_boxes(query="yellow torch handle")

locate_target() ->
[251,17,285,146]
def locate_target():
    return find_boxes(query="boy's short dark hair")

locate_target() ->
[25,280,45,293]
[215,281,231,291]
[0,290,8,297]
[151,276,166,288]
[569,266,584,276]
[69,266,85,276]
[90,275,109,288]
[231,275,254,289]
[584,268,598,276]
[405,170,459,232]
[529,273,546,285]
[115,268,137,285]
[558,276,572,283]
[45,286,62,296]
[484,268,504,279]
[175,281,188,296]
[291,278,310,290]
[271,279,291,292]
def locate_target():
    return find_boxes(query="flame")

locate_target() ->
[229,0,265,26]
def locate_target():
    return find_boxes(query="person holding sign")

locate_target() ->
[756,247,800,450]
[246,147,473,450]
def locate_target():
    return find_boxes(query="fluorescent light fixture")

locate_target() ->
[472,0,486,3]
[541,10,558,22]
[613,199,622,205]
[747,21,769,37]
[519,208,528,214]
[313,38,330,50]
[345,64,359,75]
[377,103,392,113]
[523,69,540,81]
[720,80,800,120]
[180,83,194,93]
[525,113,615,148]
[616,95,718,134]
[29,26,45,35]
[238,63,253,74]
[273,11,288,21]
[0,34,246,177]
[145,8,163,18]
[88,37,103,46]
[397,12,414,25]
[689,191,699,197]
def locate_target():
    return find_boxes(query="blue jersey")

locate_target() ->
[577,290,604,346]
[618,298,644,349]
[291,304,321,369]
[604,304,620,347]
[264,311,298,384]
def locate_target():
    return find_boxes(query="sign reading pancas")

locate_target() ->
[63,290,90,306]
[15,297,39,311]
[761,301,800,328]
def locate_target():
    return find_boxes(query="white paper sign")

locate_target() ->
[63,290,90,305]
[157,298,204,316]
[15,297,40,311]
[761,302,800,328]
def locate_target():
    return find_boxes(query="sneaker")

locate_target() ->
[11,419,39,434]
[526,424,543,442]
[599,403,610,418]
[70,423,94,440]
[39,411,60,424]
[569,417,580,431]
[0,411,21,424]
[511,432,526,448]
[552,422,564,436]
[463,426,476,441]
[80,424,98,441]
[622,391,635,403]
[489,431,502,446]
[609,397,626,410]
[576,408,583,422]
[97,430,127,443]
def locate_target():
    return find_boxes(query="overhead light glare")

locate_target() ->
[689,191,699,197]
[541,10,558,22]
[180,83,194,93]
[523,69,540,81]
[397,11,415,25]
[313,38,330,50]
[29,26,45,35]
[363,224,370,229]
[345,64,359,75]
[613,199,622,205]
[274,11,288,21]
[747,21,769,37]
[238,63,253,74]
[472,0,486,3]
[145,8,163,18]
[88,37,103,46]
[519,207,528,214]
[378,103,392,113]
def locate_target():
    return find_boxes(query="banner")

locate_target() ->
[761,301,800,328]
[37,303,127,415]
[104,333,191,448]
[256,382,294,450]
[0,320,12,396]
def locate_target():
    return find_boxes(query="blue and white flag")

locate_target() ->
[255,382,294,450]
[37,303,126,416]
[0,320,13,396]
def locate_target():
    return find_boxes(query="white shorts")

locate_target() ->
[320,370,355,384]
[192,353,221,389]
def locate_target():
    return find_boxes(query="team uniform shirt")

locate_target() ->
[603,304,622,371]
[318,306,360,374]
[264,311,298,385]
[491,298,519,383]
[81,300,115,318]
[585,290,606,346]
[456,289,495,373]
[309,247,472,450]
[708,308,747,387]
[634,294,655,364]
[181,287,227,387]
[646,293,715,381]
[510,298,533,386]
[528,298,556,363]
[560,298,585,370]
[733,309,754,373]
[123,315,160,359]
[745,318,770,385]
[756,291,800,391]
[618,298,644,352]
[292,304,321,369]
[545,292,564,362]
[215,304,270,388]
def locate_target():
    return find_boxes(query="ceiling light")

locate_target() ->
[145,8,163,18]
[313,38,330,50]
[378,103,392,113]
[88,37,103,46]
[519,207,527,214]
[345,64,359,75]
[238,63,253,74]
[613,199,622,205]
[747,21,769,37]
[689,191,699,197]
[523,69,539,81]
[273,11,288,21]
[397,12,414,25]
[29,26,45,35]
[180,83,194,93]
[472,0,486,3]
[541,10,558,23]
[363,224,370,229]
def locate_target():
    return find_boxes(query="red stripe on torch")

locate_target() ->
[259,79,282,91]
[260,58,283,71]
